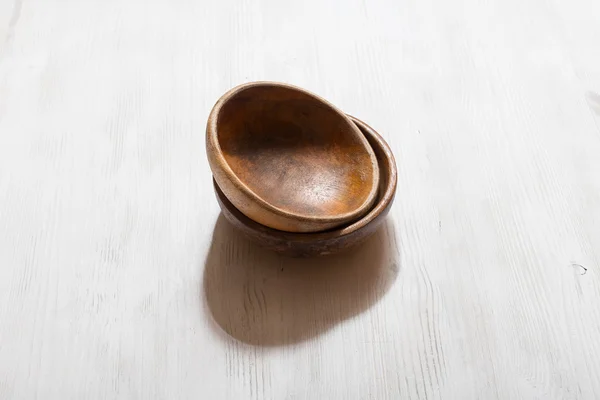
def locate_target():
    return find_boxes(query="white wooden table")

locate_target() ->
[1,0,600,398]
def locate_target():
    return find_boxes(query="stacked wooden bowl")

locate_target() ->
[207,82,397,257]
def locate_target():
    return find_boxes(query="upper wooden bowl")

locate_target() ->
[213,115,397,257]
[206,82,380,233]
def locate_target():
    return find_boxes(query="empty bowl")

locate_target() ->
[213,115,397,257]
[206,81,380,233]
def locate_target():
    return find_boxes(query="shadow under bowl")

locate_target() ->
[213,115,397,257]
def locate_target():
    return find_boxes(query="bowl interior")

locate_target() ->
[212,83,379,225]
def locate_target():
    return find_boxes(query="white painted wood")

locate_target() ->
[1,0,599,398]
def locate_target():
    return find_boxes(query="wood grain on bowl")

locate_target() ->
[206,82,380,233]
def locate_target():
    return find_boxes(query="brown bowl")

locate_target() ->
[213,115,397,257]
[206,81,380,233]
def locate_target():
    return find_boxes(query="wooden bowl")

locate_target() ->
[206,82,380,233]
[213,115,397,257]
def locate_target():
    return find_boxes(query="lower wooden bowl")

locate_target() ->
[213,115,397,257]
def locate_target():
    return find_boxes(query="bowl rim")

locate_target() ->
[206,81,380,227]
[213,114,397,241]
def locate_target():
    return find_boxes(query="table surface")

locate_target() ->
[1,0,600,399]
